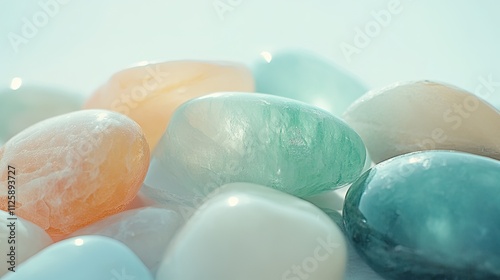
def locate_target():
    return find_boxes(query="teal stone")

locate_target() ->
[343,151,500,279]
[253,50,367,117]
[1,236,153,280]
[150,92,366,204]
[0,86,83,145]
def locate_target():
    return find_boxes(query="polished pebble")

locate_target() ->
[254,50,367,116]
[0,86,82,145]
[343,80,500,163]
[156,183,347,280]
[69,207,182,273]
[0,236,153,280]
[150,92,366,204]
[0,110,150,239]
[343,151,500,279]
[84,60,255,150]
[0,210,52,276]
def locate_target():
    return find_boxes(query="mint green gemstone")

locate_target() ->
[0,86,83,145]
[253,51,367,117]
[344,151,500,279]
[151,92,366,203]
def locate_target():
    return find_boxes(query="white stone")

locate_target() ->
[156,183,346,280]
[0,210,52,276]
[343,80,500,163]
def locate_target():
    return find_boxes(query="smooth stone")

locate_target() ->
[0,210,52,276]
[156,183,347,280]
[343,151,500,279]
[253,50,367,116]
[84,60,255,150]
[151,92,366,204]
[0,236,153,280]
[320,210,385,280]
[69,207,182,273]
[343,80,500,163]
[0,110,150,239]
[0,86,82,145]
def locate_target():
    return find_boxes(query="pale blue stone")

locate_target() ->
[253,50,367,117]
[1,236,153,280]
[343,151,500,279]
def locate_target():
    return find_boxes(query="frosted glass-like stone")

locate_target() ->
[0,110,150,239]
[343,80,500,163]
[69,207,182,272]
[150,92,366,204]
[156,183,347,280]
[343,151,500,279]
[254,50,367,116]
[0,86,82,145]
[84,60,255,150]
[0,236,153,280]
[0,210,52,276]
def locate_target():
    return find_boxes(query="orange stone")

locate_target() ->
[0,110,150,239]
[84,60,255,150]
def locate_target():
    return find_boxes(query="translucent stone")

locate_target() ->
[156,183,347,280]
[69,207,182,273]
[0,210,52,276]
[253,50,367,116]
[343,80,500,163]
[0,86,82,145]
[84,60,255,150]
[343,151,500,279]
[150,92,366,204]
[321,209,384,280]
[0,110,150,239]
[0,236,153,280]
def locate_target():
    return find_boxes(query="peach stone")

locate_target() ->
[84,61,255,150]
[0,110,150,239]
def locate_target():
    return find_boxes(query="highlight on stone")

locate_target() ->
[343,150,500,279]
[253,50,367,117]
[150,92,366,204]
[157,183,347,280]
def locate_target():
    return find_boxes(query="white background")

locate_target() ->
[1,0,499,108]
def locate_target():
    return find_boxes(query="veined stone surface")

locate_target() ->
[343,80,500,163]
[343,151,500,279]
[156,183,347,280]
[0,236,153,280]
[0,110,150,239]
[84,60,255,150]
[69,207,182,273]
[0,210,53,276]
[253,50,367,116]
[150,92,366,204]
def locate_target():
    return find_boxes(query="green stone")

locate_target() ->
[343,150,500,279]
[0,86,83,145]
[253,50,367,117]
[150,92,366,204]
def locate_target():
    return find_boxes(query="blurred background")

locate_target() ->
[1,0,499,109]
